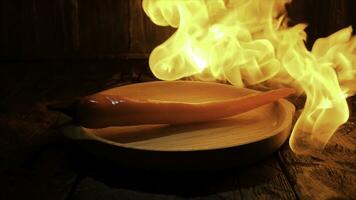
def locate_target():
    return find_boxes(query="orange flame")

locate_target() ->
[142,0,356,154]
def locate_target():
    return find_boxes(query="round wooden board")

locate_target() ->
[62,81,295,171]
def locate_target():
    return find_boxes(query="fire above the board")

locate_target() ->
[142,0,356,154]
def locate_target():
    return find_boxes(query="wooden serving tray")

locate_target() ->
[62,81,295,171]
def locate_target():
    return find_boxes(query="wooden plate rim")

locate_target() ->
[61,82,295,153]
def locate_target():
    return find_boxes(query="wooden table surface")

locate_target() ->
[0,62,355,200]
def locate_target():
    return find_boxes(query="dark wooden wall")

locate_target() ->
[287,0,355,48]
[0,0,175,60]
[0,0,354,61]
[0,2,355,199]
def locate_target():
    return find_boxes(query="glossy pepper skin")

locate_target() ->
[76,88,295,128]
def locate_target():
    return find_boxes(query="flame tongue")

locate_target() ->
[142,0,356,154]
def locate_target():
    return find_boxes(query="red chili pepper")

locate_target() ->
[77,88,295,128]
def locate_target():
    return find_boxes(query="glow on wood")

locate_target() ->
[79,81,295,151]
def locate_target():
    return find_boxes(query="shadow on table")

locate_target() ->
[69,145,283,198]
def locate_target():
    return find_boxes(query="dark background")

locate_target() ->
[0,0,355,199]
[0,0,355,61]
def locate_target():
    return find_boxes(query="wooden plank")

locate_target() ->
[0,63,81,199]
[0,0,130,59]
[0,61,293,200]
[238,157,297,200]
[287,0,355,49]
[0,61,354,199]
[0,0,79,59]
[71,177,240,200]
[0,96,61,171]
[1,0,355,59]
[278,114,356,199]
[18,0,39,57]
[77,0,129,56]
[0,0,22,58]
[0,145,78,200]
[0,60,149,170]
[30,0,64,57]
[0,61,151,199]
[28,0,80,58]
[69,159,243,199]
[129,0,175,53]
[70,156,296,200]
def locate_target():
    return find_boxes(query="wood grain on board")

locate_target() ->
[0,0,172,60]
[0,0,355,199]
[278,115,356,200]
[70,157,297,200]
[1,0,354,59]
[128,0,175,53]
[0,62,147,199]
[0,62,355,199]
